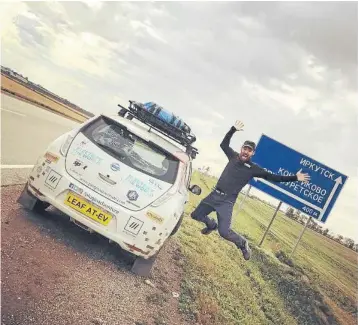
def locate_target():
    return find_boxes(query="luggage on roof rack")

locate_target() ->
[142,102,192,134]
[117,100,199,159]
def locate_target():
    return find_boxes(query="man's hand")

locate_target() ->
[234,120,244,131]
[296,169,310,183]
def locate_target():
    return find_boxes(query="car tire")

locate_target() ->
[17,183,50,212]
[170,213,184,236]
[33,200,50,213]
[131,251,159,277]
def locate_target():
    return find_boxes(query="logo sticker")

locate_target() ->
[111,162,120,171]
[73,159,88,170]
[44,152,59,163]
[124,216,144,236]
[70,146,103,165]
[45,170,62,189]
[69,183,84,194]
[127,190,139,201]
[146,211,164,224]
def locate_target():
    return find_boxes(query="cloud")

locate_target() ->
[1,1,357,240]
[81,0,103,12]
[236,2,357,88]
[48,31,124,78]
[211,111,225,120]
[130,20,168,44]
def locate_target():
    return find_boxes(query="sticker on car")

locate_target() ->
[45,170,62,189]
[124,216,143,236]
[127,190,139,201]
[146,211,164,224]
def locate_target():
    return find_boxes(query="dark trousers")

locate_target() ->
[191,191,246,248]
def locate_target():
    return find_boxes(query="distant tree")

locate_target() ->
[344,238,355,249]
[299,215,308,224]
[354,244,358,252]
[310,220,319,231]
[323,228,329,236]
[285,207,295,218]
[337,235,344,243]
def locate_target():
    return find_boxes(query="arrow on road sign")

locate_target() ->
[318,176,343,221]
[253,175,343,220]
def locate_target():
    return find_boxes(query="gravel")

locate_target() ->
[1,185,196,325]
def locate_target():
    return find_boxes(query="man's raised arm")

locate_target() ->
[220,120,244,160]
[252,167,310,183]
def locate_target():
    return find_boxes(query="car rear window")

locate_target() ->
[81,116,180,184]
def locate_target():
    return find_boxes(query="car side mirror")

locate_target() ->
[189,184,202,195]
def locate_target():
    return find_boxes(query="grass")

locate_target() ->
[177,171,357,325]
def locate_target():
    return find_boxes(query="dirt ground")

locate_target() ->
[1,185,195,325]
[1,75,88,122]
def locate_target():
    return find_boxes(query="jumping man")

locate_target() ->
[191,120,310,260]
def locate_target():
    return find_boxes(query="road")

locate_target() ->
[1,93,79,165]
[1,94,191,325]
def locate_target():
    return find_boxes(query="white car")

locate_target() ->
[17,103,201,276]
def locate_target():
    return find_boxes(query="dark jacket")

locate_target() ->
[215,126,298,200]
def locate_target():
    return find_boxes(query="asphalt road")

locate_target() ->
[1,93,79,165]
[1,95,192,325]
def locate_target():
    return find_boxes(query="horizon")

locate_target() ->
[1,1,357,242]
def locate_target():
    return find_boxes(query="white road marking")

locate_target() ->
[0,165,34,169]
[0,108,26,117]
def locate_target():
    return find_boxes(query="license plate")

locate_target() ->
[64,191,112,226]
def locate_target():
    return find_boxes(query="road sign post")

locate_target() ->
[259,201,282,247]
[237,185,251,213]
[290,216,312,258]
[248,134,348,253]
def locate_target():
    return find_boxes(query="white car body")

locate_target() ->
[23,113,194,259]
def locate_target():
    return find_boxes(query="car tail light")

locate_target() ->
[60,116,98,157]
[150,189,177,207]
[124,243,150,255]
[151,162,185,207]
[60,134,75,156]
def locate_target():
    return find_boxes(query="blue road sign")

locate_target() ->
[248,134,348,223]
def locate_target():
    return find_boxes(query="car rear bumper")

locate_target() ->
[25,156,167,258]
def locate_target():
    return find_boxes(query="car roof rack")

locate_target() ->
[118,100,199,159]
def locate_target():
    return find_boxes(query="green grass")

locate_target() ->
[177,171,357,325]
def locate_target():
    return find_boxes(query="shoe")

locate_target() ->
[240,241,252,260]
[201,223,218,235]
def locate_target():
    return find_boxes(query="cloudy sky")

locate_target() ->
[1,1,357,240]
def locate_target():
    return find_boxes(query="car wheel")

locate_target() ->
[33,200,50,213]
[131,251,159,277]
[170,213,184,236]
[17,183,50,212]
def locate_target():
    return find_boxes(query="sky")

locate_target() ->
[1,1,357,241]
